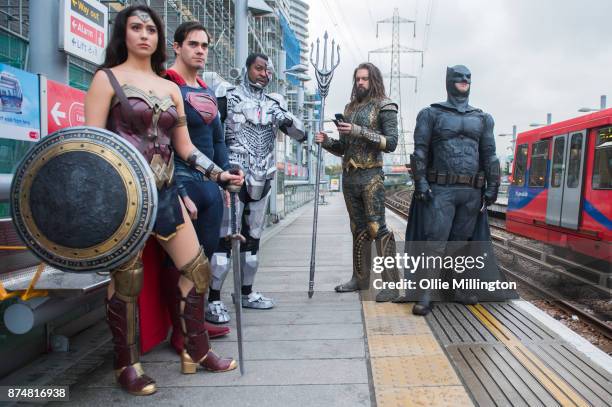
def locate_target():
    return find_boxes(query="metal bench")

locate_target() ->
[0,215,109,335]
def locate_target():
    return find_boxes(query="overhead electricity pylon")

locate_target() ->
[368,8,423,170]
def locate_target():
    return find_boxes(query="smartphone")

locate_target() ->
[335,113,346,123]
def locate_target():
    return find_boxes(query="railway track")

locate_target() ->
[384,188,612,341]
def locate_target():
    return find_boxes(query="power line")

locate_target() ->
[318,0,364,65]
[369,7,424,169]
[366,0,376,29]
[423,0,435,52]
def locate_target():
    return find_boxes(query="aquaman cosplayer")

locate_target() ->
[316,62,400,302]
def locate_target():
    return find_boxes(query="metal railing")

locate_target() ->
[284,183,314,214]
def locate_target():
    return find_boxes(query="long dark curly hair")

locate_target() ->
[100,5,166,75]
[348,62,387,110]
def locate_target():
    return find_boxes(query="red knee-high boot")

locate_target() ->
[166,265,230,354]
[107,257,156,395]
[177,248,237,373]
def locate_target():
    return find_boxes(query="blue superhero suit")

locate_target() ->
[165,69,230,259]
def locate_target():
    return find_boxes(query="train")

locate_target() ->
[506,108,611,267]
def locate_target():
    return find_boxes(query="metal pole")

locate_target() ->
[0,174,13,201]
[235,0,248,70]
[512,125,517,150]
[297,83,305,121]
[601,95,607,110]
[229,184,245,375]
[29,0,68,82]
[308,108,314,184]
[3,290,105,335]
[546,113,552,125]
[308,32,340,298]
[309,101,324,298]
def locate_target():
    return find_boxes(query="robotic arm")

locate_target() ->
[266,93,306,143]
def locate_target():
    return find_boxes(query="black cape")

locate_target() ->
[402,196,518,301]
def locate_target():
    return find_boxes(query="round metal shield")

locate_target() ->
[11,126,158,272]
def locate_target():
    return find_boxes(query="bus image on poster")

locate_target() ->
[0,64,41,142]
[0,71,23,114]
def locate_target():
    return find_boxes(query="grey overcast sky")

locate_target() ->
[306,0,612,161]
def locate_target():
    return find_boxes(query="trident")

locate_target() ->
[308,31,340,298]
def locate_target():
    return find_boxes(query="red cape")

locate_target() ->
[138,69,208,354]
[163,69,208,88]
[138,239,174,354]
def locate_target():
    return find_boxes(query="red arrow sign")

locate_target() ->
[70,15,104,47]
[47,79,86,134]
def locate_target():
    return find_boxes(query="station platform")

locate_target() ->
[2,193,611,406]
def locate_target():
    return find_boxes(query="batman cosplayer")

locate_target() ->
[401,65,516,316]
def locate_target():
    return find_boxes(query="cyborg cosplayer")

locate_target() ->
[208,53,306,321]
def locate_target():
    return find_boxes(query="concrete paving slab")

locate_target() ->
[141,339,366,362]
[74,358,369,388]
[224,309,363,325]
[210,323,364,343]
[62,384,371,407]
[48,194,374,407]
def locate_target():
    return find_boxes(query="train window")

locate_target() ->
[528,140,549,187]
[551,137,565,188]
[512,144,528,186]
[593,127,612,189]
[566,133,583,188]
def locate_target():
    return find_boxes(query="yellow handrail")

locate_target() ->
[21,263,48,301]
[0,246,27,250]
[0,251,49,301]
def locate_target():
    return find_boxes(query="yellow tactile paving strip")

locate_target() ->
[468,304,589,407]
[377,386,473,407]
[362,302,474,407]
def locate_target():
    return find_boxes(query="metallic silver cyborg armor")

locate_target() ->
[210,69,306,315]
[221,73,306,201]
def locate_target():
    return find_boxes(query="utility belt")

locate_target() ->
[426,169,485,188]
[343,158,383,172]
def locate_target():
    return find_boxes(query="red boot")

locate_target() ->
[170,322,229,354]
[206,321,231,338]
[177,287,237,373]
[107,294,156,395]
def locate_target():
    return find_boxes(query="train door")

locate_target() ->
[561,130,587,229]
[546,134,567,226]
[546,130,587,229]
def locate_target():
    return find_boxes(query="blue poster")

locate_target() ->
[0,63,41,142]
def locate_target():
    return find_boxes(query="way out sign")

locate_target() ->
[59,0,108,65]
[44,79,85,135]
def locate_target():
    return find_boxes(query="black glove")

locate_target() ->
[414,179,433,202]
[278,116,293,130]
[410,153,432,201]
[483,188,498,206]
[482,158,501,206]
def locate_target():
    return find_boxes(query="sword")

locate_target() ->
[228,168,245,375]
[308,31,340,298]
